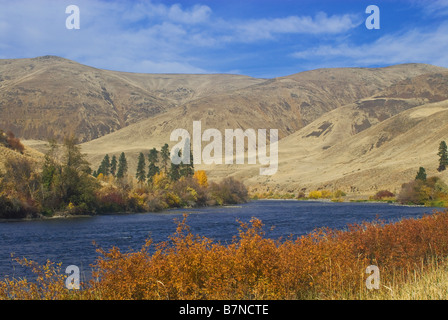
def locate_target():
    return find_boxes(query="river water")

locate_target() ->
[0,200,440,280]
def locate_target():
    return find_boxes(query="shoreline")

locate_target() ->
[1,198,442,222]
[0,202,251,222]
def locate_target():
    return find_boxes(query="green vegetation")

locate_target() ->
[397,176,448,206]
[415,166,427,181]
[0,131,248,219]
[438,141,448,172]
[116,152,128,179]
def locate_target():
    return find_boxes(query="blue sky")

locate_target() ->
[1,0,448,78]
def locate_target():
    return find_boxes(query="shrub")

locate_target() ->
[95,186,127,213]
[297,191,306,199]
[321,190,333,199]
[308,190,322,199]
[371,190,395,201]
[208,177,248,205]
[5,211,448,300]
[397,176,447,205]
[333,190,346,198]
[5,130,25,153]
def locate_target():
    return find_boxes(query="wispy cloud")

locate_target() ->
[291,22,448,68]
[421,0,448,16]
[234,12,362,42]
[0,0,361,74]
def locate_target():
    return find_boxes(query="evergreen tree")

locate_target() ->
[169,149,181,181]
[116,152,128,179]
[41,140,59,190]
[180,148,194,177]
[136,152,146,183]
[415,167,427,181]
[42,136,98,211]
[110,155,117,177]
[161,143,170,173]
[97,154,111,176]
[169,162,181,181]
[147,148,160,182]
[438,141,448,172]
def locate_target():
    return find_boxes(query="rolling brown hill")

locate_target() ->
[74,63,445,163]
[0,55,263,142]
[243,98,448,197]
[199,72,448,196]
[78,68,448,196]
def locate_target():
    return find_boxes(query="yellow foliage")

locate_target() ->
[165,192,181,207]
[193,170,208,188]
[308,190,322,199]
[153,172,170,190]
[320,190,333,199]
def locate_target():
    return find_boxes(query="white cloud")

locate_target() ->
[422,0,448,16]
[0,0,365,74]
[167,4,212,24]
[235,12,361,41]
[292,23,448,68]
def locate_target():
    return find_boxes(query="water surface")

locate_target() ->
[0,200,439,279]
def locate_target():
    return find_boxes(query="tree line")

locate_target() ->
[92,143,195,184]
[0,133,248,219]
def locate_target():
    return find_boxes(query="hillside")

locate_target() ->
[0,141,44,174]
[6,56,448,196]
[74,65,448,194]
[226,98,448,196]
[0,56,263,142]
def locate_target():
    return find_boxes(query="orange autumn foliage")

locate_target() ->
[2,210,448,300]
[193,170,208,188]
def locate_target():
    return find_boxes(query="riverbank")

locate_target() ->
[1,204,447,300]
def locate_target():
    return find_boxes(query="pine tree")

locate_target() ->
[116,152,128,179]
[438,141,448,172]
[180,148,194,177]
[147,148,160,182]
[110,155,117,177]
[161,143,170,173]
[169,162,181,181]
[97,154,110,176]
[136,152,146,183]
[415,167,427,181]
[169,149,181,181]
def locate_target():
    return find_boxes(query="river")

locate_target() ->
[0,200,441,280]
